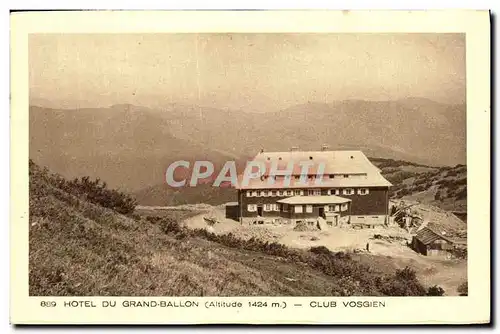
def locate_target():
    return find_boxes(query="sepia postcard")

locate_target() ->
[10,10,490,325]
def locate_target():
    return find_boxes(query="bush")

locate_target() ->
[434,191,441,201]
[310,246,331,255]
[455,187,467,200]
[445,170,459,177]
[380,267,426,296]
[457,281,468,296]
[397,188,411,197]
[66,176,137,214]
[385,171,416,185]
[395,266,418,281]
[29,161,138,215]
[427,285,445,296]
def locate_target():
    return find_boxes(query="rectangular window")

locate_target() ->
[343,174,349,178]
[313,189,321,196]
[294,175,300,180]
[257,190,262,197]
[283,204,288,212]
[247,204,257,212]
[341,203,348,211]
[329,174,335,179]
[246,191,252,197]
[263,190,268,197]
[306,205,313,213]
[264,204,272,211]
[286,190,293,196]
[294,205,303,213]
[275,203,281,211]
[357,188,369,195]
[329,189,340,195]
[328,205,335,212]
[343,188,354,195]
[294,189,301,196]
[335,204,340,212]
[271,190,277,197]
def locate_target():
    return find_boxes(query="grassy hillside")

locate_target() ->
[29,161,443,296]
[371,158,466,212]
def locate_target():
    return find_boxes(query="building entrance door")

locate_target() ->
[318,207,324,218]
[257,206,263,216]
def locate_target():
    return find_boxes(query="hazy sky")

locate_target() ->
[30,33,465,110]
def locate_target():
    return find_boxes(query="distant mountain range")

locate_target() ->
[29,98,466,200]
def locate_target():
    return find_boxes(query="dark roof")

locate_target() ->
[414,227,454,245]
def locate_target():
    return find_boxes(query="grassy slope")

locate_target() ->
[371,158,467,212]
[30,167,342,296]
[30,162,437,296]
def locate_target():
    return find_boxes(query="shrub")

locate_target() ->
[395,266,417,281]
[29,161,138,215]
[397,188,411,197]
[427,285,445,296]
[66,176,137,214]
[380,267,427,296]
[434,191,441,201]
[457,281,468,296]
[310,246,331,255]
[385,171,416,185]
[455,188,467,200]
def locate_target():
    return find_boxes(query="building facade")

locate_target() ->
[234,149,392,227]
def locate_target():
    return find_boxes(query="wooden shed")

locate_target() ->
[411,227,455,257]
[225,202,240,221]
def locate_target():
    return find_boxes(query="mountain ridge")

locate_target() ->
[29,97,465,193]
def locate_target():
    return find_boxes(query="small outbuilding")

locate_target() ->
[225,202,240,221]
[411,227,455,257]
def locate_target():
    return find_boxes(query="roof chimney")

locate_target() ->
[290,146,299,152]
[321,144,329,151]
